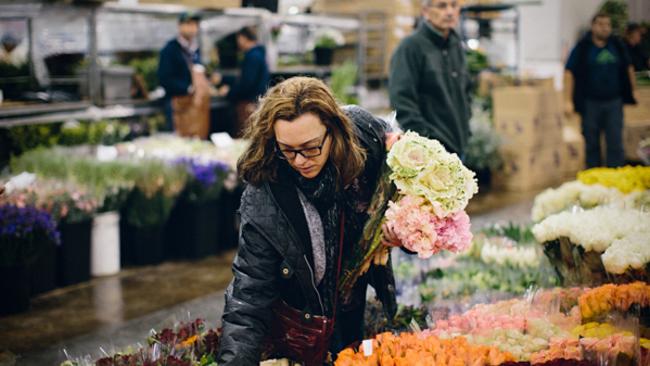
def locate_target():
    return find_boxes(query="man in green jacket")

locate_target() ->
[389,0,471,156]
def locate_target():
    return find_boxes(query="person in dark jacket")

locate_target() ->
[624,23,649,72]
[216,77,400,365]
[565,13,637,168]
[214,26,270,137]
[157,12,203,131]
[388,0,471,156]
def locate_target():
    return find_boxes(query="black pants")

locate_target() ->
[581,98,625,168]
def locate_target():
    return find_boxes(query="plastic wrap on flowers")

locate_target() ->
[533,207,650,286]
[542,237,609,287]
[542,237,650,287]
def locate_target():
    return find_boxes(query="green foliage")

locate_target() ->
[59,120,131,147]
[364,299,428,338]
[482,222,536,245]
[129,56,159,91]
[466,49,489,75]
[418,258,559,303]
[329,61,358,105]
[315,35,338,49]
[7,123,61,155]
[599,0,628,35]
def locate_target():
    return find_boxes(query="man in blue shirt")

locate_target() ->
[213,27,270,137]
[565,13,636,168]
[158,12,203,131]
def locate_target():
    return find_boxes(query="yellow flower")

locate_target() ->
[577,166,650,193]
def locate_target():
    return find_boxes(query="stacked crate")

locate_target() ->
[492,84,565,191]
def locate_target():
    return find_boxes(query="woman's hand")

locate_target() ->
[381,222,401,248]
[385,132,401,151]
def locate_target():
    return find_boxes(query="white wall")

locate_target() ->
[518,0,603,88]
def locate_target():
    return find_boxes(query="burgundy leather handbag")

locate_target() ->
[264,214,345,366]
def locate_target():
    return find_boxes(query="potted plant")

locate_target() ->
[0,204,60,314]
[313,30,343,66]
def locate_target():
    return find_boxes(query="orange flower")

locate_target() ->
[335,333,514,366]
[177,334,198,349]
[579,282,650,319]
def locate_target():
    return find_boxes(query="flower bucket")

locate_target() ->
[543,237,649,287]
[165,198,221,260]
[314,47,334,66]
[29,240,57,295]
[218,187,243,252]
[0,264,30,315]
[57,219,92,286]
[91,211,120,276]
[120,218,165,266]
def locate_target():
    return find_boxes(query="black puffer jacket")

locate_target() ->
[217,106,398,365]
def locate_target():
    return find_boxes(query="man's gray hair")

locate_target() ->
[421,0,433,6]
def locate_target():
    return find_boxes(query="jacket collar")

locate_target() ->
[417,21,459,48]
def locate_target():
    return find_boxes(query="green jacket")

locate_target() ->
[389,22,471,155]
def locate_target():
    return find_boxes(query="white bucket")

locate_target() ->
[91,211,120,276]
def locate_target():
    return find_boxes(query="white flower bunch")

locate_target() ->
[532,206,650,252]
[479,237,540,268]
[533,206,650,274]
[601,232,650,274]
[531,181,624,222]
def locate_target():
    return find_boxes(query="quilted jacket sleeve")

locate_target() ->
[216,220,281,365]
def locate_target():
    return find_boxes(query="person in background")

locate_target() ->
[213,26,270,138]
[388,0,471,157]
[216,77,400,365]
[157,12,203,131]
[565,13,636,168]
[624,23,649,72]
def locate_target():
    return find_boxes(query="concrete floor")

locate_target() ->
[0,188,540,366]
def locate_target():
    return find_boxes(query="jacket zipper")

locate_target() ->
[257,183,325,315]
[304,254,325,315]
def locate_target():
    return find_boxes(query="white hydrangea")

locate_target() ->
[601,232,650,274]
[532,206,650,252]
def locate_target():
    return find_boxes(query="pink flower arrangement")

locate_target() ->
[385,195,472,258]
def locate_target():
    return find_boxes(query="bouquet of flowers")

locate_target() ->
[1,174,100,224]
[174,158,230,203]
[62,319,221,366]
[335,332,514,366]
[0,204,60,266]
[339,132,478,299]
[533,207,650,285]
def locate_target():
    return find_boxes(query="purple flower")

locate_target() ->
[0,204,61,246]
[174,158,229,189]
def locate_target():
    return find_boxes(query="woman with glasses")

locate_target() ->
[217,77,400,366]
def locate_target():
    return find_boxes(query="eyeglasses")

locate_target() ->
[276,131,329,161]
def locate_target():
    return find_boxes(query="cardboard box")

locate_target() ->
[494,113,563,150]
[493,86,559,119]
[561,126,585,179]
[494,146,563,191]
[624,119,650,161]
[624,86,650,123]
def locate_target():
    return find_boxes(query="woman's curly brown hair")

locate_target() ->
[237,77,366,187]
